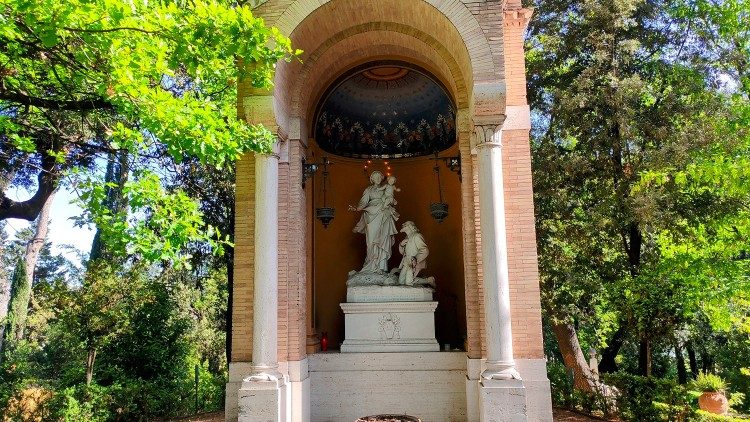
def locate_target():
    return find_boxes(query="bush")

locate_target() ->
[546,361,616,416]
[547,361,575,407]
[692,373,728,393]
[604,372,694,421]
[693,410,749,421]
[3,386,53,421]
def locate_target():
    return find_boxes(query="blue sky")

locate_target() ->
[4,187,95,263]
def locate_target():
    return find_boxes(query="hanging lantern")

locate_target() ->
[430,153,449,222]
[315,157,335,228]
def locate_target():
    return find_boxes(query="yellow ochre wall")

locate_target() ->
[308,145,466,350]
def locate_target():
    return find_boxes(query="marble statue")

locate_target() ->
[394,221,429,286]
[348,171,398,273]
[383,175,400,210]
[346,172,435,291]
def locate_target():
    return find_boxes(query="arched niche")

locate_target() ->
[307,62,467,350]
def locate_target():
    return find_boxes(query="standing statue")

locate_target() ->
[394,221,430,286]
[348,171,399,273]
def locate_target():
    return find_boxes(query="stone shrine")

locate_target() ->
[227,1,553,421]
[341,183,439,352]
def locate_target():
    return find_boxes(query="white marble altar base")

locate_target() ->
[310,352,466,422]
[340,301,439,352]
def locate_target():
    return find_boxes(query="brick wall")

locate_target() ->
[232,0,545,365]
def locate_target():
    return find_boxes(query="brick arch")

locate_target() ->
[269,0,488,135]
[286,31,465,139]
[272,0,493,78]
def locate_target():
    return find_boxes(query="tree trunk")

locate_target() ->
[701,351,713,373]
[86,347,97,385]
[551,320,600,393]
[15,190,56,341]
[675,342,687,384]
[599,325,626,373]
[686,341,699,378]
[638,338,652,376]
[0,191,56,357]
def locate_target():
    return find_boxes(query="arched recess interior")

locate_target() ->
[263,0,490,350]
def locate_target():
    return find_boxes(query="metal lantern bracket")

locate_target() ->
[429,155,462,182]
[444,156,461,182]
[303,156,336,228]
[302,159,319,188]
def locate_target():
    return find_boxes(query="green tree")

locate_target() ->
[527,0,750,388]
[1,0,297,262]
[57,262,150,385]
[3,258,30,360]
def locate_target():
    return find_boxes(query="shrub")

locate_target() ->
[693,410,749,421]
[546,361,616,416]
[547,361,575,407]
[692,373,728,393]
[4,386,53,421]
[604,372,694,422]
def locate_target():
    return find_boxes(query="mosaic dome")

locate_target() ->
[314,63,456,158]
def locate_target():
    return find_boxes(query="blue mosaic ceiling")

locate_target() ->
[315,64,456,158]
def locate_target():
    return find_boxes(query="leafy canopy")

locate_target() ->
[0,0,298,263]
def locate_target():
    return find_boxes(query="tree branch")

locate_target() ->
[0,91,112,111]
[62,26,159,35]
[0,153,60,221]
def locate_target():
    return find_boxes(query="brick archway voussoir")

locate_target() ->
[272,0,491,78]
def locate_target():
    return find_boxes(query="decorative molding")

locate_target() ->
[247,0,268,9]
[378,313,402,340]
[456,108,472,132]
[277,139,290,164]
[473,124,503,150]
[287,116,301,141]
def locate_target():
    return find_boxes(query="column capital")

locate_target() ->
[473,123,503,150]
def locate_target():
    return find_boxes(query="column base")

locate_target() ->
[238,377,287,422]
[305,333,320,354]
[481,360,521,380]
[479,378,527,422]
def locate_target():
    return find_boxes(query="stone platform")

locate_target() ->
[340,301,439,353]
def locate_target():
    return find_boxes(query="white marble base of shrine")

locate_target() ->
[340,301,439,353]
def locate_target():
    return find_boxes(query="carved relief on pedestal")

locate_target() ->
[378,313,401,340]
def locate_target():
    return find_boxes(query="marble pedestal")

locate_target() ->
[340,301,440,352]
[479,378,527,421]
[237,377,287,422]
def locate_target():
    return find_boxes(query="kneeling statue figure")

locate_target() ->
[392,221,434,287]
